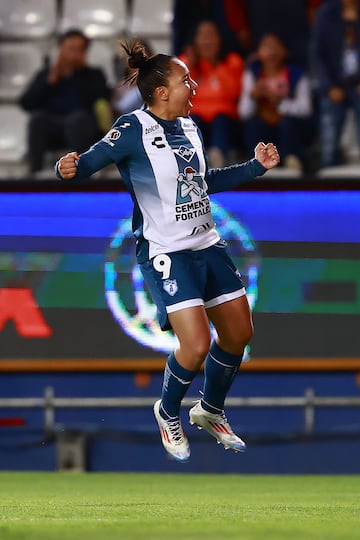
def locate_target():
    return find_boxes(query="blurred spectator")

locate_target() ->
[239,33,312,172]
[243,0,324,66]
[172,0,251,57]
[180,20,244,167]
[19,28,112,174]
[312,0,360,167]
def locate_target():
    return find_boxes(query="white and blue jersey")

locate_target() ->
[57,109,266,263]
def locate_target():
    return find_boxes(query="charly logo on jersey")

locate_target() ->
[151,136,166,149]
[174,145,195,163]
[163,279,178,296]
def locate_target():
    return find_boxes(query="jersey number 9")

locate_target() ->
[153,254,172,279]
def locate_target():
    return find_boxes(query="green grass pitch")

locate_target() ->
[0,473,359,540]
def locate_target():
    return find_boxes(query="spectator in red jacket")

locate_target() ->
[180,20,244,167]
[173,0,252,57]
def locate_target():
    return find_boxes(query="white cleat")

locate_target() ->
[189,401,247,453]
[153,400,190,462]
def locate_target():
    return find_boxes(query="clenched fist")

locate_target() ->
[254,142,280,169]
[58,152,80,180]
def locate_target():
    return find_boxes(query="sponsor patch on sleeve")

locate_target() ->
[103,128,122,147]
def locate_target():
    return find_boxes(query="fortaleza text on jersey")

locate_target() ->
[175,199,210,221]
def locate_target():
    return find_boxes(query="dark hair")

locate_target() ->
[58,28,90,49]
[121,41,174,105]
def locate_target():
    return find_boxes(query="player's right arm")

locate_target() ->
[56,145,113,180]
[55,114,139,180]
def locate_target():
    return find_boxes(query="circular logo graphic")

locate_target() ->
[104,199,260,356]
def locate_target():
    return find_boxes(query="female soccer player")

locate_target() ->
[56,42,280,462]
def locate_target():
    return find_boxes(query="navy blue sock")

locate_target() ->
[160,352,198,419]
[202,341,243,414]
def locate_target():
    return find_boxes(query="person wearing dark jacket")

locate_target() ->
[19,28,111,174]
[312,0,360,167]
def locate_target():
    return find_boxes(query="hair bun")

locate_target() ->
[128,49,148,70]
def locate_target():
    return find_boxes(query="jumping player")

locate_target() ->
[56,42,280,462]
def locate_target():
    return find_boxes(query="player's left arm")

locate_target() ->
[206,142,280,194]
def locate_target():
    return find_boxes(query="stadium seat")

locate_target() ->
[316,164,360,178]
[262,167,302,179]
[60,0,127,38]
[129,0,173,37]
[0,0,57,39]
[87,40,117,86]
[0,43,44,102]
[0,106,28,162]
[147,38,172,56]
[340,110,360,164]
[0,106,28,178]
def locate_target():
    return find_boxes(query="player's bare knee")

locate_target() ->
[190,338,211,362]
[177,336,210,367]
[220,324,253,355]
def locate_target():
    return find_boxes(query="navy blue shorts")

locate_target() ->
[139,240,246,331]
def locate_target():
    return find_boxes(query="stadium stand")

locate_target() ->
[129,0,173,38]
[128,0,173,57]
[0,0,57,39]
[0,0,127,178]
[0,0,175,178]
[0,42,44,102]
[2,0,357,178]
[87,40,118,87]
[59,0,127,38]
[0,105,28,178]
